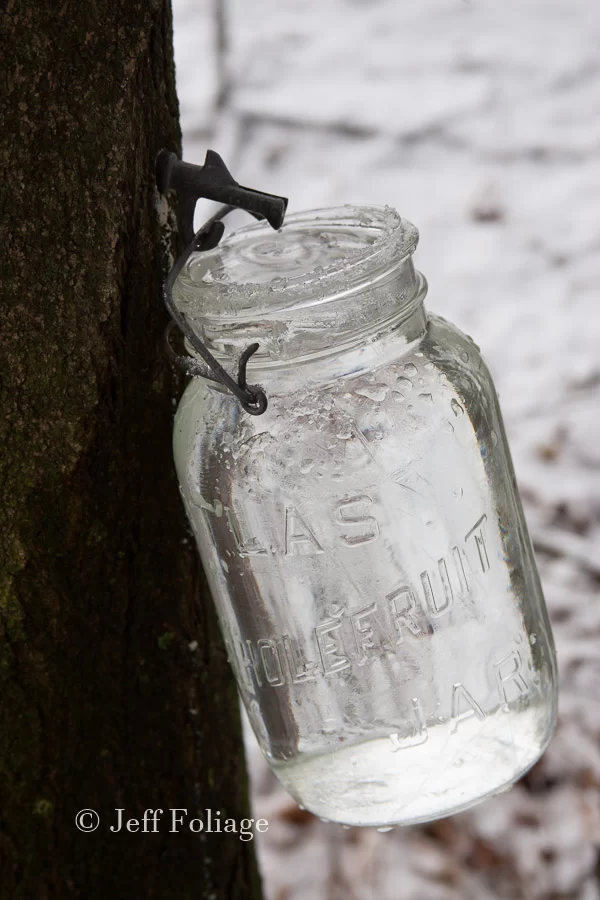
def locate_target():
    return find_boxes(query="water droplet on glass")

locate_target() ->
[299,459,314,474]
[356,384,389,402]
[451,399,464,417]
[419,393,433,404]
[403,363,417,377]
[424,362,434,370]
[460,350,469,363]
[342,824,351,830]
[395,376,413,394]
[376,826,394,833]
[491,430,498,447]
[453,486,463,500]
[441,418,454,434]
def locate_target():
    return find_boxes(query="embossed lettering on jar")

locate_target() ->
[173,206,557,827]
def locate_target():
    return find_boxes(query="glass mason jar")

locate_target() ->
[172,205,557,827]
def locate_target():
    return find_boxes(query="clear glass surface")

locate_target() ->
[172,206,557,827]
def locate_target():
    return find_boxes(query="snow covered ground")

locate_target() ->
[173,1,600,897]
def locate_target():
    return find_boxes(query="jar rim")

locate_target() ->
[174,204,419,320]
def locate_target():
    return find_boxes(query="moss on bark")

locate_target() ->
[0,2,262,897]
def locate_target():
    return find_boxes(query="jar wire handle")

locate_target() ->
[156,150,288,416]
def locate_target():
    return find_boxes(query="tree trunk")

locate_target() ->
[0,2,262,897]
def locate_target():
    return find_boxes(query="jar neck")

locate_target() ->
[187,265,429,392]
[184,252,425,367]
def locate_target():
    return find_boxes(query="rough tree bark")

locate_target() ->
[0,2,262,897]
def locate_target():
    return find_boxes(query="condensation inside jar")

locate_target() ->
[172,206,421,362]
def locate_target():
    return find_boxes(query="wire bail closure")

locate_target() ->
[156,150,288,415]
